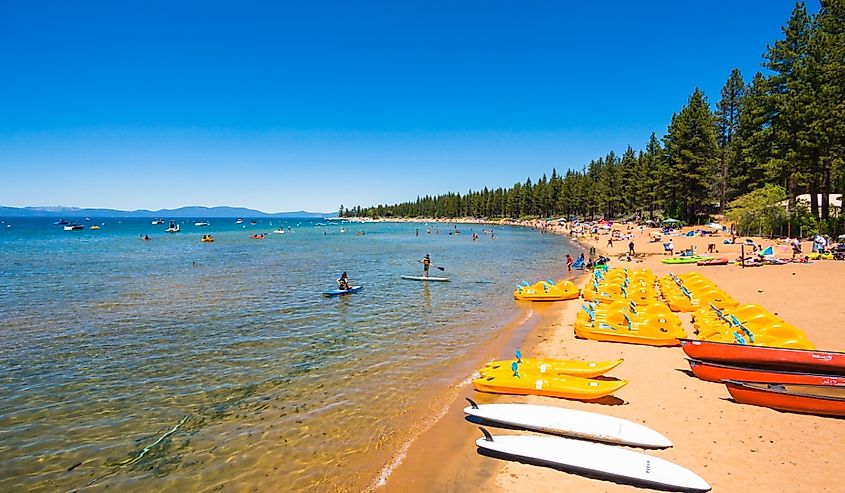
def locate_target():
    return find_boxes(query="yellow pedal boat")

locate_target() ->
[472,373,627,400]
[514,280,580,301]
[575,323,686,347]
[481,357,623,379]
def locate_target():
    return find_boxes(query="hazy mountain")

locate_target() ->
[0,205,334,218]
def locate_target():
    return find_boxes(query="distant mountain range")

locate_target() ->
[0,205,334,218]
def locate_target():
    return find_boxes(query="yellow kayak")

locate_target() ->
[481,357,623,379]
[472,373,627,400]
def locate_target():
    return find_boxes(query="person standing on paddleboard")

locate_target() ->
[420,254,432,278]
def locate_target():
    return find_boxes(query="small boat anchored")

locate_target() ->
[151,218,164,225]
[63,224,84,231]
[165,221,181,233]
[194,221,210,227]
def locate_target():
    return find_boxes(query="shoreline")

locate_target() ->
[376,218,845,492]
[376,220,586,491]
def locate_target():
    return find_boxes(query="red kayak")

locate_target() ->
[680,339,845,375]
[697,257,729,266]
[687,359,845,386]
[725,380,845,417]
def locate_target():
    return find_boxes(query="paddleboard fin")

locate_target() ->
[465,398,479,409]
[479,427,494,442]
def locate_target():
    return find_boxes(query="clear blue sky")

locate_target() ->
[0,1,812,213]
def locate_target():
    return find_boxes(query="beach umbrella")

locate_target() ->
[661,218,682,225]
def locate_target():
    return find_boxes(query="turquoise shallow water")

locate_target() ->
[0,217,577,492]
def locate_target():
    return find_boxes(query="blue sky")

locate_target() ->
[0,1,811,212]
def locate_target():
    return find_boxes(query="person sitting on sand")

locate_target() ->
[420,254,432,277]
[337,272,350,290]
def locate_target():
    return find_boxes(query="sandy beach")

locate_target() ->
[380,220,845,493]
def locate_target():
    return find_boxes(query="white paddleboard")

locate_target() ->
[401,275,450,282]
[476,432,710,492]
[464,401,671,448]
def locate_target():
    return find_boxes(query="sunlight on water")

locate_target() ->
[0,218,579,491]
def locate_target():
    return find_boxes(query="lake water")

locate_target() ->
[0,217,577,491]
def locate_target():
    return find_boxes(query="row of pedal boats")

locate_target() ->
[471,343,845,417]
[467,353,711,491]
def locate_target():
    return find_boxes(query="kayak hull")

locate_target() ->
[662,256,713,265]
[725,380,845,417]
[687,359,845,386]
[680,339,845,375]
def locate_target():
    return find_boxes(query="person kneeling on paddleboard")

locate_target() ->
[420,254,431,278]
[337,272,350,291]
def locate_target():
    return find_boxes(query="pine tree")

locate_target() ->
[715,69,745,212]
[731,72,774,199]
[764,1,813,210]
[807,0,845,221]
[663,88,720,223]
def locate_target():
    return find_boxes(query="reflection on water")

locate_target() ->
[0,218,577,491]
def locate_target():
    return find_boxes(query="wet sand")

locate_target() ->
[378,220,845,493]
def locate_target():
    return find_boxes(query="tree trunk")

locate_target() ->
[809,180,820,220]
[821,167,831,220]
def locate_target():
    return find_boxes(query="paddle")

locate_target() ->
[418,260,446,271]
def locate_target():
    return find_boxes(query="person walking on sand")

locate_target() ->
[607,237,614,248]
[566,254,573,271]
[628,240,635,256]
[420,254,432,277]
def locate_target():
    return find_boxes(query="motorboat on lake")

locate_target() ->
[151,218,164,225]
[54,219,69,225]
[194,221,210,227]
[165,221,181,233]
[63,224,84,231]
